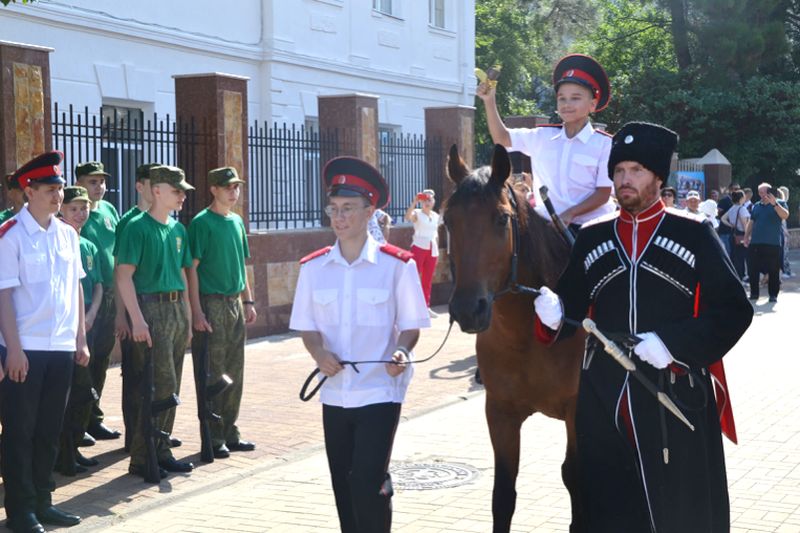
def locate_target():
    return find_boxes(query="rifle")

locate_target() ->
[193,330,233,463]
[140,346,181,483]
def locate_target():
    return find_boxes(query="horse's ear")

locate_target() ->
[489,144,511,190]
[447,144,470,184]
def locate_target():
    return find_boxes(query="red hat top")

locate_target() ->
[12,151,66,189]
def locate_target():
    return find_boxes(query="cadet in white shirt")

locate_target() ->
[0,151,90,533]
[478,54,615,230]
[290,156,429,533]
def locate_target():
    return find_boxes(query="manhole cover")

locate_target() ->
[390,462,479,490]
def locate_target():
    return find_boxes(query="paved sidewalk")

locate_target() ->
[4,256,800,532]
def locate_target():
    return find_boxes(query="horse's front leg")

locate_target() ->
[561,396,586,533]
[485,397,526,533]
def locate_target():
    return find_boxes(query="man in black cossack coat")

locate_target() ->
[533,122,753,532]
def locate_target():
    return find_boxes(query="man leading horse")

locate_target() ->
[534,122,753,532]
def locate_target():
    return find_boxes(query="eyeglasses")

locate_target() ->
[324,205,368,218]
[661,193,674,198]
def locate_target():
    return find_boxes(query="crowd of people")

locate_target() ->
[0,154,256,532]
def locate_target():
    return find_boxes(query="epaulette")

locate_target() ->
[594,129,613,138]
[379,243,413,263]
[299,246,332,264]
[0,218,17,238]
[581,210,619,228]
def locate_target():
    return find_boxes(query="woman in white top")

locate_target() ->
[722,190,750,280]
[405,189,440,316]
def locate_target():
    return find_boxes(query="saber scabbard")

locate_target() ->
[582,319,695,432]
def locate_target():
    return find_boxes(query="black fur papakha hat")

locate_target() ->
[553,54,611,112]
[608,122,678,181]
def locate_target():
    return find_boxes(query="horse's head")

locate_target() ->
[444,144,520,333]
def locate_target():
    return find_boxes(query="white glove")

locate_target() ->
[633,332,674,369]
[534,286,563,330]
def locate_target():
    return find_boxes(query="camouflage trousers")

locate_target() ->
[191,295,246,446]
[128,298,189,466]
[88,289,116,426]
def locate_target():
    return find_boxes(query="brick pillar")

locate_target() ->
[174,73,250,228]
[317,93,380,223]
[504,115,549,174]
[0,40,53,203]
[424,106,474,205]
[703,164,732,196]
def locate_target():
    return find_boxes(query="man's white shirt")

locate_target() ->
[290,236,430,408]
[0,206,85,351]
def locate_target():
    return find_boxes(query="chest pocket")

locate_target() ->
[584,242,627,300]
[356,288,391,327]
[312,289,339,326]
[22,252,49,284]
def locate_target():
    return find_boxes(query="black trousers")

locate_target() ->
[0,346,73,519]
[323,402,401,533]
[747,243,781,298]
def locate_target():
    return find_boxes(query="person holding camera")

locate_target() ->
[744,182,789,302]
[405,189,440,317]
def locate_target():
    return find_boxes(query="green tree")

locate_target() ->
[1,0,36,5]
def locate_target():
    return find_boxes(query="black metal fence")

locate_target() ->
[247,122,340,230]
[379,133,444,222]
[52,103,444,231]
[52,103,206,224]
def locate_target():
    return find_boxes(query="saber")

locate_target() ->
[582,318,695,432]
[539,186,576,247]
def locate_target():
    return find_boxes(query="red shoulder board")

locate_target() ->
[379,243,413,263]
[299,246,332,264]
[594,129,613,137]
[0,218,17,238]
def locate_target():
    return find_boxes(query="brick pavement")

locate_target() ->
[5,256,800,532]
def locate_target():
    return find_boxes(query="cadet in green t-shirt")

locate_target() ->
[56,186,103,476]
[75,161,122,442]
[113,163,159,452]
[116,165,195,480]
[188,167,257,459]
[0,173,26,223]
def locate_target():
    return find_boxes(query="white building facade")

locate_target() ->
[0,0,476,133]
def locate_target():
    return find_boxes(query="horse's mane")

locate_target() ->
[445,166,572,288]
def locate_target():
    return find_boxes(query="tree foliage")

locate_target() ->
[1,0,36,5]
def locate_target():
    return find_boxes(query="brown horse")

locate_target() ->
[444,144,586,532]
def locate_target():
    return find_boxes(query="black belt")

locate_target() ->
[201,293,239,300]
[138,291,181,303]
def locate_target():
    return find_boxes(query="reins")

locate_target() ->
[299,318,456,402]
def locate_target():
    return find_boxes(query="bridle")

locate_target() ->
[492,183,542,300]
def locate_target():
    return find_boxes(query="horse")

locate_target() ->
[443,143,586,532]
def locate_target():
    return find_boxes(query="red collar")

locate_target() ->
[616,200,666,260]
[618,199,665,223]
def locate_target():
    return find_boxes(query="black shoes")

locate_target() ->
[749,293,758,301]
[7,512,45,533]
[769,296,778,303]
[87,423,121,440]
[158,457,194,473]
[226,440,256,452]
[79,432,96,447]
[76,450,99,467]
[169,435,182,448]
[128,463,168,481]
[213,444,230,458]
[36,506,81,527]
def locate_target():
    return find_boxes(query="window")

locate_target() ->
[429,0,445,28]
[101,105,144,214]
[373,0,395,16]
